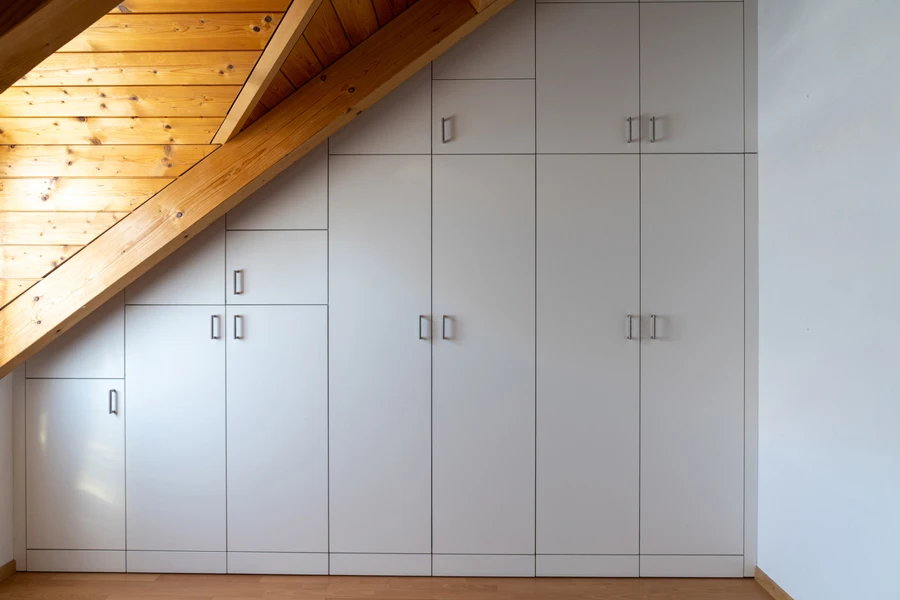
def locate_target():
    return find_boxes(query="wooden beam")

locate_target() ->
[0,0,121,94]
[111,0,291,11]
[0,281,38,310]
[212,0,324,144]
[0,0,516,379]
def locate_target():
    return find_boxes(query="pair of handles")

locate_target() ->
[418,315,454,340]
[626,116,660,144]
[626,314,660,340]
[210,315,245,340]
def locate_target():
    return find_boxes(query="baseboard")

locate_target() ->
[0,560,16,583]
[755,567,794,600]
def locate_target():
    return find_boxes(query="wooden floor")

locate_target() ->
[0,573,772,600]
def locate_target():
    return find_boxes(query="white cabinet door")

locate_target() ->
[126,220,225,305]
[226,230,327,305]
[125,305,226,552]
[226,305,327,553]
[432,80,535,154]
[26,293,124,379]
[328,155,431,555]
[536,155,640,557]
[640,154,744,556]
[26,379,125,551]
[226,145,328,230]
[641,2,744,153]
[536,3,639,153]
[432,155,535,555]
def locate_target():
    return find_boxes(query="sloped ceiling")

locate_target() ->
[0,0,409,308]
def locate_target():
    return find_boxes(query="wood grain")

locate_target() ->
[259,70,296,110]
[755,567,795,600]
[372,0,407,27]
[212,0,324,144]
[0,145,216,177]
[0,572,772,600]
[0,86,241,118]
[281,37,324,88]
[304,1,352,67]
[17,51,259,86]
[0,0,121,93]
[111,0,291,11]
[332,0,380,46]
[0,245,82,278]
[243,102,270,128]
[0,211,127,244]
[0,117,220,145]
[0,281,36,309]
[59,13,283,52]
[0,0,521,378]
[0,178,172,211]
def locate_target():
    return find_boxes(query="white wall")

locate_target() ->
[758,2,900,599]
[0,372,13,565]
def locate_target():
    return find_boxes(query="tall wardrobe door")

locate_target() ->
[125,305,226,552]
[432,155,536,559]
[640,154,744,557]
[536,156,640,562]
[226,305,328,553]
[328,155,432,560]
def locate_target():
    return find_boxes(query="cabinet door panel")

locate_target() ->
[536,155,639,555]
[433,155,535,555]
[641,3,744,153]
[226,306,327,553]
[26,379,125,551]
[125,305,226,552]
[640,154,744,555]
[537,3,639,153]
[329,155,432,554]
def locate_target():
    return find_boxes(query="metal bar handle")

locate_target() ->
[211,314,221,340]
[441,315,452,341]
[441,117,451,144]
[626,117,634,144]
[650,116,657,143]
[626,315,634,340]
[233,269,244,295]
[418,315,430,340]
[109,389,118,415]
[650,314,658,340]
[234,314,244,340]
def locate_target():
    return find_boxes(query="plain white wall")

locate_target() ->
[0,372,13,565]
[758,2,900,599]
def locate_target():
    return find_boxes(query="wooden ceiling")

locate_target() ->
[0,0,409,308]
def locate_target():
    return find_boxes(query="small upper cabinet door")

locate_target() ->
[127,220,225,305]
[26,379,125,552]
[26,293,124,379]
[227,145,328,230]
[433,80,535,154]
[226,230,327,305]
[537,3,639,153]
[641,2,744,153]
[433,0,534,79]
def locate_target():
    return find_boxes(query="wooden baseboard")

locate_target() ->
[0,559,16,584]
[755,567,794,600]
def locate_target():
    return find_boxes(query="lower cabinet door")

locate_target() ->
[26,379,125,552]
[432,155,536,560]
[536,155,640,561]
[640,154,745,557]
[226,305,328,554]
[125,305,226,552]
[328,155,432,563]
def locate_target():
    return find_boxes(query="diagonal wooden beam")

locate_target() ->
[0,0,516,378]
[0,0,122,93]
[212,0,324,144]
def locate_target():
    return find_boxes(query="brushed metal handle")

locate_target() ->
[441,315,452,341]
[211,314,221,340]
[650,314,658,340]
[234,314,244,340]
[418,315,430,340]
[626,117,634,144]
[233,269,244,295]
[441,117,451,144]
[649,116,657,143]
[626,315,635,340]
[109,389,118,415]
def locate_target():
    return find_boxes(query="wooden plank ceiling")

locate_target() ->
[0,0,410,309]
